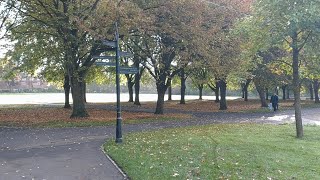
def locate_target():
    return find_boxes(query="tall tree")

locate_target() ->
[191,67,209,100]
[138,0,215,114]
[251,0,320,138]
[5,0,143,117]
[241,79,251,101]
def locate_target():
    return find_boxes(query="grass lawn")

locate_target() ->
[104,124,320,179]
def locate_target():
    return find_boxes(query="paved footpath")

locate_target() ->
[0,108,319,180]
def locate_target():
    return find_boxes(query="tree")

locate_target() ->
[251,0,320,138]
[179,67,192,104]
[3,11,76,108]
[5,0,111,117]
[203,0,251,110]
[0,1,17,39]
[5,0,143,117]
[301,33,320,104]
[207,34,241,110]
[137,0,215,114]
[241,79,251,101]
[191,67,210,100]
[208,78,220,103]
[178,51,198,104]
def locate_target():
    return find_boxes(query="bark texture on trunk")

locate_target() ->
[83,81,87,103]
[314,79,320,103]
[241,83,245,98]
[128,81,134,102]
[154,49,175,114]
[266,88,269,100]
[282,85,287,100]
[125,74,134,102]
[243,79,251,101]
[254,79,268,107]
[155,86,167,114]
[292,31,303,138]
[180,69,186,104]
[167,79,172,101]
[208,82,219,103]
[134,69,142,105]
[63,74,71,109]
[215,81,220,103]
[309,83,314,100]
[219,80,227,110]
[198,85,203,100]
[68,28,89,118]
[286,87,290,99]
[70,74,88,118]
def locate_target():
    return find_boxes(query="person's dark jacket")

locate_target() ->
[270,95,279,103]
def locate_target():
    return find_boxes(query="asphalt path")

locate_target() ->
[1,108,319,180]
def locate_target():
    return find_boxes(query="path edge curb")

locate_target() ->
[100,145,128,180]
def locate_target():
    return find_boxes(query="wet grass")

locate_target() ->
[104,124,320,180]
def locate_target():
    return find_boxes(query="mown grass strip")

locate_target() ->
[104,124,320,179]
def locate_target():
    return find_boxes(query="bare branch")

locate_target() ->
[298,31,312,52]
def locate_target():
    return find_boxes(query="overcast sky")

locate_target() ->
[0,37,10,58]
[0,2,13,58]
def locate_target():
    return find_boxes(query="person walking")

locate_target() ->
[270,93,279,111]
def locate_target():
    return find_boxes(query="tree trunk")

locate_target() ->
[292,31,303,138]
[167,80,172,101]
[66,28,89,118]
[266,88,269,100]
[309,83,314,100]
[155,85,167,114]
[180,69,186,104]
[128,81,134,102]
[241,83,245,98]
[219,80,227,110]
[63,74,71,108]
[243,79,251,101]
[70,73,88,118]
[134,73,141,105]
[282,85,287,100]
[154,50,175,114]
[134,61,142,105]
[254,79,268,107]
[133,47,142,105]
[244,88,248,101]
[314,79,320,103]
[125,74,134,102]
[286,87,290,99]
[83,81,87,103]
[215,81,220,103]
[198,85,203,100]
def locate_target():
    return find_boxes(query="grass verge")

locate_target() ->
[104,124,320,179]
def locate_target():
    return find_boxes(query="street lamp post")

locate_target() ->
[93,23,137,144]
[115,22,122,143]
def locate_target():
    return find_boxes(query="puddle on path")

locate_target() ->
[261,114,320,125]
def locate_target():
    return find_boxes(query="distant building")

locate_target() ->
[0,73,49,92]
